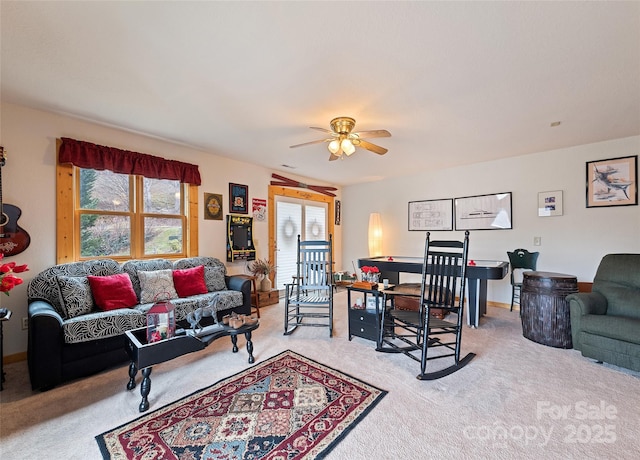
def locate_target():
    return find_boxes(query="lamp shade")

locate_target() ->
[341,138,356,156]
[328,139,340,154]
[368,212,383,257]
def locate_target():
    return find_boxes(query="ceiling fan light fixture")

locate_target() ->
[341,138,356,156]
[328,139,340,154]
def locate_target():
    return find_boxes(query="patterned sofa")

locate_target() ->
[27,257,251,391]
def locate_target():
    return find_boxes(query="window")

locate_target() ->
[56,138,200,263]
[77,169,186,259]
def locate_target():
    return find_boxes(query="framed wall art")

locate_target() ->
[408,199,453,231]
[586,155,637,208]
[229,183,248,214]
[204,193,223,220]
[538,190,563,217]
[454,192,512,230]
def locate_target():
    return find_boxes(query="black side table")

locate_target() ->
[0,309,12,391]
[346,285,393,348]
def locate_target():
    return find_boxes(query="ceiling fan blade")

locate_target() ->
[357,139,388,155]
[352,129,391,139]
[289,138,331,148]
[329,153,341,161]
[309,127,334,134]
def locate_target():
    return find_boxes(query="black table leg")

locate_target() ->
[231,334,239,353]
[127,360,137,390]
[139,367,152,412]
[245,331,255,364]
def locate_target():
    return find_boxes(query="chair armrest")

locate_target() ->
[566,291,607,316]
[28,300,64,390]
[566,291,607,352]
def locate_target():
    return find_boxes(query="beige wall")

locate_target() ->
[0,102,341,356]
[342,135,640,304]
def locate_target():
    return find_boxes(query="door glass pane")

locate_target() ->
[305,205,326,241]
[276,201,302,290]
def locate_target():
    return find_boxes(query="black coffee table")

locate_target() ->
[125,321,259,412]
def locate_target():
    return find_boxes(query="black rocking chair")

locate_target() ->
[379,230,474,380]
[284,235,334,337]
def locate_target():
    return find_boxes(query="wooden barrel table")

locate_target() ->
[520,271,578,348]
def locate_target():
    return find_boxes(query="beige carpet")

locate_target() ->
[1,290,639,459]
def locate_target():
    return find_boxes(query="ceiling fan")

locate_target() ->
[290,116,391,161]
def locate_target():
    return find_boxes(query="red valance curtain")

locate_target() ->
[59,137,201,185]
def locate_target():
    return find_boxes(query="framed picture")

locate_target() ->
[335,200,341,225]
[538,190,563,217]
[586,155,638,208]
[252,198,267,221]
[203,193,223,220]
[229,183,248,214]
[454,192,512,230]
[408,199,453,231]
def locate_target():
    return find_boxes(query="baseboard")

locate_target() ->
[3,351,27,365]
[487,300,519,311]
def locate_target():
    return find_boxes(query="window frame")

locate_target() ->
[56,162,199,264]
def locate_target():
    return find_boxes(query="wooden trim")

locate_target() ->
[3,351,27,364]
[56,139,76,263]
[268,185,335,281]
[487,300,515,310]
[188,183,199,256]
[577,282,593,293]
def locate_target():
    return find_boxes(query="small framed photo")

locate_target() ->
[454,192,512,230]
[586,155,637,208]
[408,199,453,231]
[538,190,563,217]
[229,183,248,214]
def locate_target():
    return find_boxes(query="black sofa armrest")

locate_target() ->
[28,300,64,391]
[226,275,252,315]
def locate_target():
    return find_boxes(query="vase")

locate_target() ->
[364,273,380,284]
[260,276,272,292]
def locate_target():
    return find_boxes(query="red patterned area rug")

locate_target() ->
[96,350,387,459]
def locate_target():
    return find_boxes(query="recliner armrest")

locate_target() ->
[566,291,607,316]
[566,291,607,351]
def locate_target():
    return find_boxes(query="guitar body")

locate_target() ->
[0,203,31,257]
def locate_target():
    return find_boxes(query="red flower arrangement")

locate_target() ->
[360,266,380,275]
[0,253,29,295]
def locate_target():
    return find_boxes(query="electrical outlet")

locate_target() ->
[22,317,29,330]
[533,236,542,246]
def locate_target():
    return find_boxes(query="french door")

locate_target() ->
[268,186,334,290]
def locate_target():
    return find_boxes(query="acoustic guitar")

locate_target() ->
[0,146,31,256]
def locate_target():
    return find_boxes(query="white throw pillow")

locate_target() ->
[138,269,178,304]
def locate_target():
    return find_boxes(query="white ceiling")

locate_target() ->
[2,1,639,186]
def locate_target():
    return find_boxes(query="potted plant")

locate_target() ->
[248,258,275,291]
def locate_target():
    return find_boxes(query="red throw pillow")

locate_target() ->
[88,273,138,311]
[172,265,208,297]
